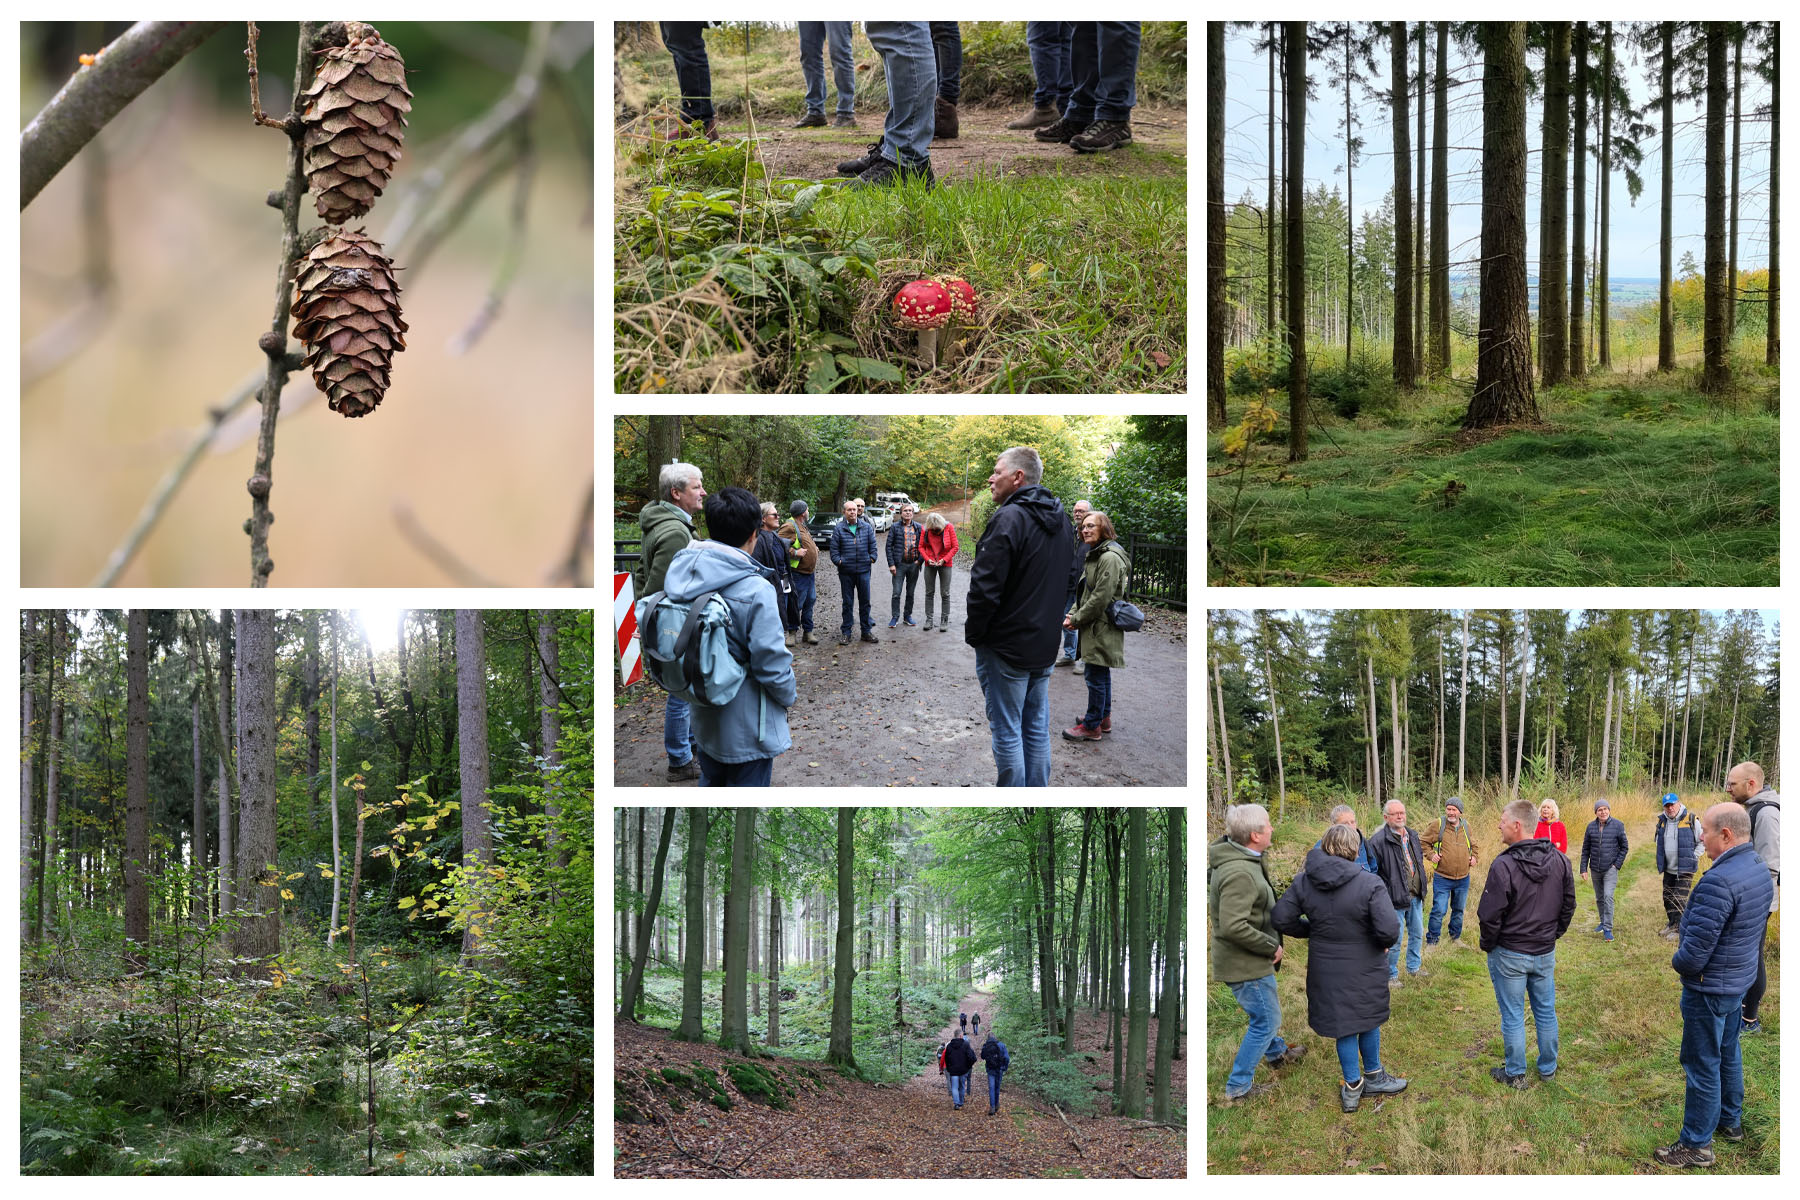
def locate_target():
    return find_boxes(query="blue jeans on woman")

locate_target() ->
[1428,872,1470,942]
[1065,21,1140,124]
[1080,663,1112,729]
[798,21,855,116]
[1487,947,1560,1078]
[973,646,1052,787]
[1335,1027,1382,1084]
[1027,21,1076,112]
[1224,973,1288,1097]
[1387,897,1425,977]
[1678,986,1745,1147]
[657,22,714,124]
[929,22,962,102]
[864,22,937,168]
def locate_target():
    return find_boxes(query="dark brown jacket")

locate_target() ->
[776,519,819,574]
[1421,817,1479,881]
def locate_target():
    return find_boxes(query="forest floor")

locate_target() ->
[1207,812,1781,1174]
[1207,365,1780,585]
[613,565,1188,786]
[614,988,1186,1178]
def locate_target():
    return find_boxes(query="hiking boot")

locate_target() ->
[935,95,960,139]
[1603,931,1614,941]
[666,759,700,783]
[1715,1123,1745,1143]
[1063,723,1103,742]
[1099,715,1112,734]
[1070,119,1133,154]
[939,624,949,632]
[1489,1066,1529,1090]
[831,112,858,128]
[1219,1082,1273,1106]
[837,138,886,175]
[1363,1068,1407,1095]
[1741,1017,1764,1034]
[924,621,934,630]
[847,155,937,190]
[860,632,880,643]
[1268,1044,1307,1068]
[785,629,797,646]
[1408,968,1429,979]
[1339,1077,1364,1113]
[794,111,827,128]
[1073,660,1086,674]
[1034,116,1090,143]
[1058,654,1076,667]
[803,631,819,645]
[839,634,851,646]
[1007,103,1061,129]
[1653,1142,1715,1168]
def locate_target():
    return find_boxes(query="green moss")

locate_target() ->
[659,1067,694,1086]
[708,1092,733,1111]
[726,1062,792,1110]
[614,1099,644,1124]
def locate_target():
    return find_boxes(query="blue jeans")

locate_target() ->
[1428,873,1470,942]
[1224,973,1287,1096]
[1080,663,1112,729]
[929,21,962,102]
[658,22,714,124]
[1592,864,1619,935]
[944,1071,955,1101]
[864,22,936,168]
[787,571,816,632]
[1027,21,1076,111]
[1061,588,1079,659]
[1679,986,1745,1147]
[1487,947,1560,1078]
[664,694,695,767]
[696,748,773,788]
[949,1072,972,1106]
[1335,1027,1382,1084]
[1387,897,1425,977]
[1065,21,1140,124]
[973,646,1052,787]
[838,569,872,636]
[986,1070,1003,1109]
[798,22,855,116]
[890,560,921,621]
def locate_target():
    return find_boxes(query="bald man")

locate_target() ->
[1725,762,1781,1034]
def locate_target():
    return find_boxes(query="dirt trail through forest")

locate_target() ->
[614,563,1188,786]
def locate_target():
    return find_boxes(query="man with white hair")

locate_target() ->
[1209,803,1305,1104]
[1724,761,1780,1036]
[636,461,706,782]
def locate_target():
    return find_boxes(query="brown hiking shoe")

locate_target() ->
[1070,119,1132,154]
[831,112,858,128]
[935,96,959,139]
[1034,116,1090,143]
[1007,104,1061,130]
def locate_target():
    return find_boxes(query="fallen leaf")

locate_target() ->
[1150,350,1171,368]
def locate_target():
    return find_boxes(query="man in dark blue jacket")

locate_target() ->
[979,1030,1011,1115]
[1657,794,1702,939]
[964,447,1074,787]
[1654,803,1774,1169]
[1477,799,1576,1089]
[1579,799,1630,940]
[827,499,879,646]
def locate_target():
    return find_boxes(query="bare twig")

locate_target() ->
[245,22,292,130]
[246,21,319,586]
[1122,1163,1150,1179]
[1052,1102,1086,1158]
[391,502,502,587]
[21,21,226,208]
[552,477,595,587]
[449,121,535,355]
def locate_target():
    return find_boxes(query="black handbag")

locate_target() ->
[1108,599,1145,631]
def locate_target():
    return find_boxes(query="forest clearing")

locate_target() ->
[613,807,1186,1177]
[614,22,1187,393]
[19,610,595,1175]
[1206,22,1778,584]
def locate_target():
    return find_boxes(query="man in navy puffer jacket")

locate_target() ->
[1654,803,1774,1169]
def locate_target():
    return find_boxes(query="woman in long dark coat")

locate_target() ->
[1272,823,1411,1112]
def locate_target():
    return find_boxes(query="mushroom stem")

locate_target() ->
[915,326,939,370]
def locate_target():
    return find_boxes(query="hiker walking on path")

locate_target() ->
[971,1011,981,1040]
[944,1031,978,1110]
[958,1011,969,1037]
[1579,799,1629,941]
[939,1040,955,1102]
[980,1030,1010,1115]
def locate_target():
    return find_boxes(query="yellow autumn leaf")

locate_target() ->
[395,1151,406,1162]
[319,869,334,878]
[285,872,305,881]
[422,898,440,911]
[1027,262,1047,279]
[397,896,417,909]
[280,888,296,900]
[469,925,483,938]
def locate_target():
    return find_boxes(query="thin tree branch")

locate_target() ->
[449,123,536,355]
[391,502,502,587]
[553,477,595,588]
[20,21,226,209]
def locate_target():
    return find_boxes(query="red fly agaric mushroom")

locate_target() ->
[937,274,979,323]
[892,278,955,369]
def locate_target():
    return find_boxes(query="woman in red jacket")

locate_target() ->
[919,512,960,632]
[1535,798,1569,856]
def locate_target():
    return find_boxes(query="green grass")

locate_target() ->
[1207,818,1781,1174]
[1208,363,1779,585]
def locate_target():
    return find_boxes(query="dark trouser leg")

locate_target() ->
[1091,22,1141,122]
[658,22,715,124]
[1065,22,1101,123]
[1741,921,1769,1021]
[929,21,963,102]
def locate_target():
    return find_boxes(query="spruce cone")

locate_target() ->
[292,230,407,418]
[300,25,411,225]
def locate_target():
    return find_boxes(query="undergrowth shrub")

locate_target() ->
[991,979,1100,1115]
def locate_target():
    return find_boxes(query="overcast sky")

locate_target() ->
[1216,22,1775,280]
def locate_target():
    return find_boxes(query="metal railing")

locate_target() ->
[1123,534,1186,611]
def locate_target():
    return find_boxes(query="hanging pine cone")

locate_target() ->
[291,230,407,418]
[300,24,411,225]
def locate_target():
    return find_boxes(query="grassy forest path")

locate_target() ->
[613,990,1186,1178]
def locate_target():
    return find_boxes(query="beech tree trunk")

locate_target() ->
[1465,23,1538,427]
[768,885,782,1046]
[719,808,756,1053]
[538,611,564,865]
[1120,808,1150,1119]
[1152,807,1184,1123]
[233,609,279,973]
[20,614,35,945]
[42,616,64,938]
[455,610,492,964]
[826,807,859,1072]
[675,807,709,1042]
[619,808,676,1021]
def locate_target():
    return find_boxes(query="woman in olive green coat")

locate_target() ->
[1062,511,1130,741]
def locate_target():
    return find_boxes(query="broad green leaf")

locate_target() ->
[805,352,839,393]
[791,183,824,220]
[854,357,903,383]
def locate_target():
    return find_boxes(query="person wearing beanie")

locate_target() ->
[1422,797,1480,946]
[1579,799,1630,941]
[775,500,821,645]
[1656,793,1702,939]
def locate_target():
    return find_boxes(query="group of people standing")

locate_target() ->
[631,445,1136,787]
[1209,765,1780,1168]
[939,1011,1010,1114]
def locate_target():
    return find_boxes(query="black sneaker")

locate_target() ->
[838,634,851,646]
[1034,116,1090,143]
[860,632,881,643]
[1715,1123,1745,1143]
[831,113,858,128]
[837,139,886,176]
[847,155,936,190]
[1488,1066,1529,1090]
[793,111,827,128]
[1070,119,1133,153]
[1653,1141,1715,1168]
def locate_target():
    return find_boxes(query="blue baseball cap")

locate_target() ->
[1662,792,1680,807]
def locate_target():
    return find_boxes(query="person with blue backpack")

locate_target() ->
[639,486,796,787]
[979,1030,1010,1115]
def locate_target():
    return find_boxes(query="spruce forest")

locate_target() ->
[19,610,596,1175]
[1207,22,1779,585]
[613,806,1187,1178]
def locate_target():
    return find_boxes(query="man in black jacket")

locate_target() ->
[965,447,1074,787]
[1059,499,1091,669]
[1579,799,1630,941]
[1478,799,1576,1089]
[944,1032,979,1109]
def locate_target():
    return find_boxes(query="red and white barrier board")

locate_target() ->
[614,572,642,687]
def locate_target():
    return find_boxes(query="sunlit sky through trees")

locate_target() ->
[1216,22,1775,279]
